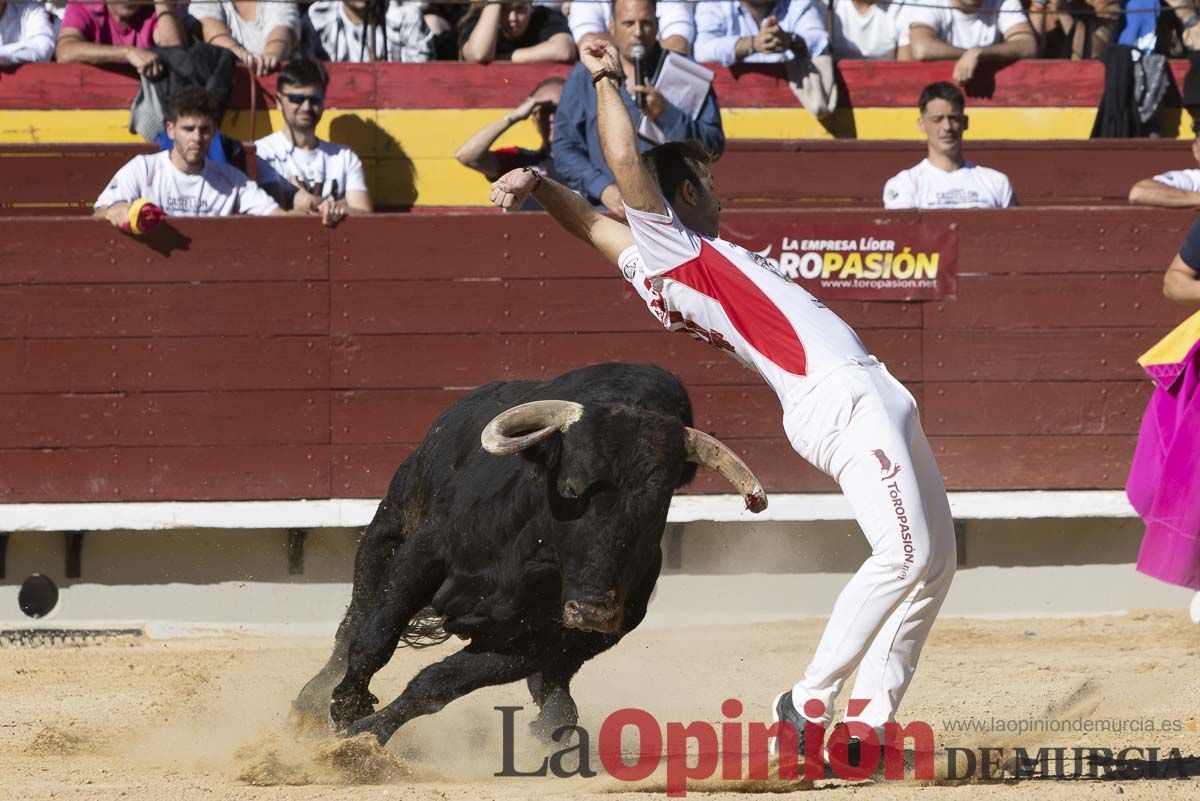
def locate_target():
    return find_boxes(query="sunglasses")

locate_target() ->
[281,92,325,107]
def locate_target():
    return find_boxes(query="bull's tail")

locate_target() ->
[398,606,451,649]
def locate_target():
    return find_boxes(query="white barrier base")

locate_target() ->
[0,491,1136,532]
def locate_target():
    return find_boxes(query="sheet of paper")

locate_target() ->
[637,51,715,143]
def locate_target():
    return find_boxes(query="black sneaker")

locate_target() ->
[770,690,812,758]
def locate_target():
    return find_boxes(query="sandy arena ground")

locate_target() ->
[3,610,1199,801]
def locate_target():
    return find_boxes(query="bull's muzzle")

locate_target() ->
[562,597,623,633]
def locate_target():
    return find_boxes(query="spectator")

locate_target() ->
[1026,0,1120,59]
[0,0,55,63]
[694,0,829,66]
[423,2,469,59]
[1129,133,1200,207]
[552,0,724,218]
[255,59,372,226]
[456,76,563,208]
[900,0,1036,85]
[883,81,1015,209]
[459,0,574,62]
[568,0,693,55]
[306,0,434,62]
[56,1,186,78]
[95,86,282,224]
[830,0,904,59]
[192,0,300,75]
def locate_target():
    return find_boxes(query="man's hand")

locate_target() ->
[102,202,132,228]
[579,39,622,80]
[290,177,322,213]
[600,183,626,221]
[954,47,982,84]
[754,16,789,54]
[1185,26,1200,51]
[259,54,280,75]
[489,168,541,210]
[125,47,163,79]
[318,197,349,227]
[631,85,667,120]
[506,95,543,124]
[232,45,263,74]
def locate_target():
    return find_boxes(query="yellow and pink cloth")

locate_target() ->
[1128,311,1200,590]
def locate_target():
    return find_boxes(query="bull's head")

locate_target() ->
[480,400,766,634]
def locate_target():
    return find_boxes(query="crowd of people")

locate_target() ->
[3,0,1199,70]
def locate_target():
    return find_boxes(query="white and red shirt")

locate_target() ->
[620,202,871,408]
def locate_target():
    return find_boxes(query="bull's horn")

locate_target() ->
[684,428,768,513]
[481,400,586,456]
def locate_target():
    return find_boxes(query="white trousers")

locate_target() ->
[782,360,956,729]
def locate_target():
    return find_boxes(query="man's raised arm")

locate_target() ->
[490,168,633,266]
[581,41,666,216]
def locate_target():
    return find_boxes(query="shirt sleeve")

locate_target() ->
[1179,215,1200,272]
[235,173,282,216]
[786,0,830,57]
[188,0,225,22]
[343,148,368,194]
[567,0,606,41]
[996,0,1028,35]
[59,2,97,38]
[897,2,941,46]
[1153,170,1200,192]
[657,0,696,44]
[622,201,702,277]
[95,157,148,209]
[0,3,55,63]
[693,3,740,67]
[1000,174,1016,207]
[618,244,680,331]
[882,172,915,209]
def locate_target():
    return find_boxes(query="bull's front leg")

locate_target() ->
[344,649,544,744]
[526,633,618,743]
[330,537,443,732]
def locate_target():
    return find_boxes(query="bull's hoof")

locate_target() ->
[529,712,579,745]
[342,713,392,745]
[329,690,379,732]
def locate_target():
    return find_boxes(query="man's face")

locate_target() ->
[676,162,721,238]
[918,98,967,157]
[278,83,326,132]
[501,1,534,40]
[610,0,658,60]
[344,0,369,14]
[107,1,143,24]
[531,82,563,142]
[167,114,215,168]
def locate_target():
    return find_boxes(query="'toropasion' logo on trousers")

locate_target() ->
[872,449,901,481]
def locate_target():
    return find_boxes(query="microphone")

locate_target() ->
[630,44,647,110]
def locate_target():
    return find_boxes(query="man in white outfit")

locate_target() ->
[884,81,1015,210]
[490,39,956,768]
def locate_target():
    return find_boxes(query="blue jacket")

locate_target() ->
[551,54,725,205]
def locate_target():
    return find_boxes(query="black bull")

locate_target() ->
[291,363,767,744]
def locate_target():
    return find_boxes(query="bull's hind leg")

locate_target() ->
[344,649,543,744]
[291,502,413,727]
[329,532,443,731]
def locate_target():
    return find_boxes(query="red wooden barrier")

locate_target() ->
[0,208,1188,502]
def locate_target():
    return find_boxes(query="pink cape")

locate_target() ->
[1127,336,1200,590]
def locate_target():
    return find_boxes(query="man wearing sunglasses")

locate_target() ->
[255,59,373,227]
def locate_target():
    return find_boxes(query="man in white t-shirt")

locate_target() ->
[255,60,372,227]
[569,0,694,54]
[1129,133,1200,208]
[831,0,902,60]
[491,39,956,771]
[901,0,1035,84]
[95,87,282,225]
[0,0,54,64]
[883,82,1015,210]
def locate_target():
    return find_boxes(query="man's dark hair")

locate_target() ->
[611,0,657,16]
[166,86,219,124]
[642,140,713,201]
[278,59,330,92]
[918,81,965,114]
